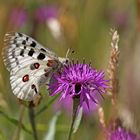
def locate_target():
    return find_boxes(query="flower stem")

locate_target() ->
[68,97,80,140]
[12,104,25,140]
[28,102,38,140]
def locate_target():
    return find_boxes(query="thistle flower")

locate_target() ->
[35,5,58,22]
[109,127,140,140]
[9,7,27,28]
[35,5,62,39]
[111,11,128,30]
[53,96,97,115]
[48,62,109,112]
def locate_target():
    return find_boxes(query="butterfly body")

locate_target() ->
[3,32,68,101]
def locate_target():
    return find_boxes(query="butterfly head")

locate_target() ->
[58,48,74,66]
[58,57,69,66]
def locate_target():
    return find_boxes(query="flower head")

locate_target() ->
[9,7,27,27]
[106,10,129,31]
[49,62,109,112]
[109,127,140,140]
[35,5,58,22]
[53,95,97,115]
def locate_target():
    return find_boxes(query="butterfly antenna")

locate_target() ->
[65,48,75,58]
[66,48,71,58]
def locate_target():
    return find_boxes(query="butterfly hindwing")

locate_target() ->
[3,32,60,101]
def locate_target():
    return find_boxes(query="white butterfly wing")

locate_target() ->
[3,32,59,101]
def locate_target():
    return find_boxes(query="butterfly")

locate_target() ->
[2,32,69,101]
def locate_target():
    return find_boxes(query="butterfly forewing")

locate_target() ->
[3,32,61,101]
[3,32,57,72]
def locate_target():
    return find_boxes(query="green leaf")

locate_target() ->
[36,95,59,117]
[0,110,31,134]
[44,111,61,140]
[73,107,83,133]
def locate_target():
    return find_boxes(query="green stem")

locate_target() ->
[12,104,25,140]
[28,102,38,140]
[67,97,80,140]
[36,95,59,117]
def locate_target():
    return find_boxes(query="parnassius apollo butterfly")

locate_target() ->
[3,32,68,101]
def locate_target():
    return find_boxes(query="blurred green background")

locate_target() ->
[0,0,140,140]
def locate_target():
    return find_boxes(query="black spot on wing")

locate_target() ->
[16,44,20,47]
[26,37,29,41]
[20,49,24,56]
[31,84,38,94]
[30,41,36,47]
[37,53,45,60]
[13,40,17,44]
[15,58,19,65]
[11,50,19,66]
[28,48,35,57]
[22,40,26,45]
[18,33,23,37]
[12,51,15,58]
[40,48,46,52]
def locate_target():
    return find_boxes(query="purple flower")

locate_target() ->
[9,8,27,27]
[53,95,97,115]
[106,10,129,30]
[49,62,109,112]
[109,127,140,140]
[35,5,58,22]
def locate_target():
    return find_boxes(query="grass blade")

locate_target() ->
[0,110,31,134]
[44,111,61,140]
[36,95,59,117]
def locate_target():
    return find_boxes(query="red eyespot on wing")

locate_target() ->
[22,74,29,82]
[47,60,58,67]
[34,63,40,69]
